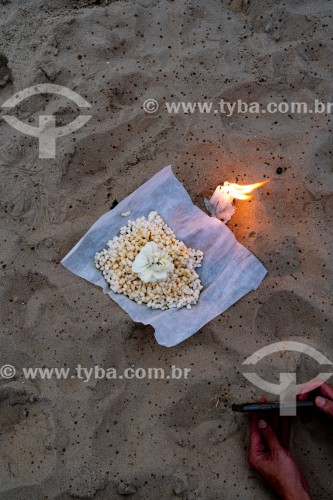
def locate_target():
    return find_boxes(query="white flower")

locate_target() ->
[132,241,174,283]
[95,212,204,310]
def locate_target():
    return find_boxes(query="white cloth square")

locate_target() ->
[61,166,267,347]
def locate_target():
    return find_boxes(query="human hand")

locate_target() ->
[299,381,333,419]
[248,399,312,500]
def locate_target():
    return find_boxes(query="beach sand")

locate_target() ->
[0,0,332,498]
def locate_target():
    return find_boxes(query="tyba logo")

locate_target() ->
[1,84,92,159]
[242,341,332,415]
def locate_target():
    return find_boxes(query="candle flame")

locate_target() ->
[224,179,270,200]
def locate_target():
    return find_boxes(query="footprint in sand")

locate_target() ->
[0,384,56,493]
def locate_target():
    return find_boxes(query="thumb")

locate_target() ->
[315,396,333,418]
[258,420,282,451]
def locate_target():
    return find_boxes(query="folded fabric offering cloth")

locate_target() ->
[61,165,267,347]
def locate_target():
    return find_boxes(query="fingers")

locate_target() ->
[298,380,332,401]
[259,397,291,448]
[315,396,333,418]
[280,417,291,449]
[298,380,323,400]
[257,419,282,452]
[320,383,333,400]
[249,399,269,463]
[249,412,264,457]
[298,382,333,419]
[298,392,309,402]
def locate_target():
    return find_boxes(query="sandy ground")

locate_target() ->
[0,0,333,498]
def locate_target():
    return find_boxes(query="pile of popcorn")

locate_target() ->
[95,211,204,310]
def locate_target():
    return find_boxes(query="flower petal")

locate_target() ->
[131,241,174,282]
[139,269,153,282]
[132,253,148,273]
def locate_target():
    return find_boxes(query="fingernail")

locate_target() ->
[258,419,267,429]
[316,396,326,407]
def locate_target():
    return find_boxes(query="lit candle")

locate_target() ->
[204,180,269,223]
